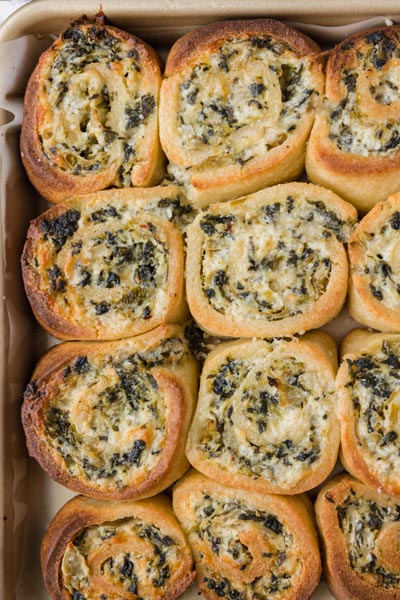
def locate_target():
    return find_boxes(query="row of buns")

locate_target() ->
[18,11,400,600]
[21,182,400,342]
[41,470,400,600]
[20,12,400,213]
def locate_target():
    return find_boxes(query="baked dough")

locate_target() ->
[160,19,323,207]
[348,192,400,332]
[306,26,400,213]
[21,11,164,203]
[21,186,187,340]
[316,474,400,600]
[173,470,321,600]
[186,332,340,495]
[186,182,357,338]
[41,494,195,600]
[22,325,198,499]
[337,328,400,496]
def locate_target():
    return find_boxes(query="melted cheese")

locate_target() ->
[197,342,334,486]
[198,193,354,321]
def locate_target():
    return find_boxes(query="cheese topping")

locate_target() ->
[328,30,400,156]
[62,517,182,599]
[29,337,186,491]
[345,341,400,486]
[332,490,400,587]
[170,36,319,173]
[39,21,158,185]
[188,492,301,599]
[197,343,334,486]
[31,199,176,335]
[198,194,354,321]
[352,211,400,308]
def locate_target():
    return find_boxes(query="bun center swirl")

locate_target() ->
[175,37,318,169]
[335,492,400,587]
[37,206,169,329]
[198,194,352,321]
[61,517,182,599]
[39,21,157,185]
[39,337,185,491]
[199,348,333,486]
[192,495,300,598]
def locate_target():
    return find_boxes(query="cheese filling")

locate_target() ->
[198,194,354,320]
[33,202,170,334]
[328,30,400,156]
[189,493,301,599]
[61,517,182,599]
[345,341,400,485]
[38,337,185,490]
[171,36,318,172]
[198,346,333,486]
[39,21,157,185]
[332,490,400,587]
[352,211,400,309]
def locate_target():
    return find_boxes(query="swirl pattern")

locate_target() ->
[22,325,198,499]
[186,334,339,494]
[21,12,164,203]
[21,187,186,340]
[337,329,400,496]
[316,475,400,600]
[173,471,321,600]
[160,19,323,207]
[41,495,195,600]
[186,182,357,338]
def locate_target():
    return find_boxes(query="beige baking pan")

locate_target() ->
[1,1,399,598]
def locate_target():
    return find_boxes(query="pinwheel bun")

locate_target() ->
[316,474,400,600]
[21,11,164,203]
[160,19,323,207]
[22,325,198,499]
[186,182,357,338]
[186,331,339,495]
[173,470,321,600]
[337,328,400,497]
[21,186,187,341]
[306,26,400,213]
[41,494,195,600]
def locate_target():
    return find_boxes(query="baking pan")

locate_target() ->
[1,1,399,598]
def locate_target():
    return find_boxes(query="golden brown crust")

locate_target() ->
[186,182,357,338]
[21,187,187,341]
[306,26,400,213]
[348,193,400,332]
[160,19,323,207]
[41,494,195,600]
[316,474,400,600]
[173,470,321,600]
[337,329,400,496]
[21,325,198,499]
[186,332,340,495]
[21,12,164,203]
